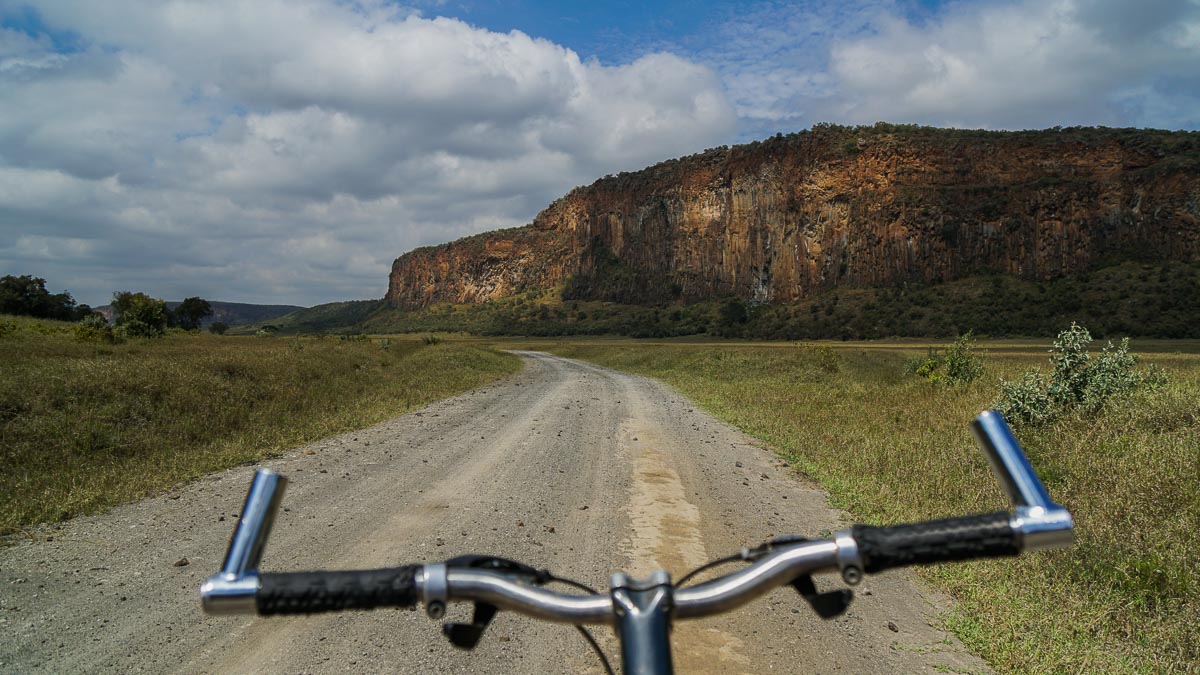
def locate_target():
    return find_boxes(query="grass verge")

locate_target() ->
[537,339,1198,673]
[0,316,521,534]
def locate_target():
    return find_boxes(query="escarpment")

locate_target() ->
[387,125,1200,309]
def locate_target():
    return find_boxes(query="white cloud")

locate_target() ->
[0,1,735,305]
[825,0,1200,128]
[695,0,1200,133]
[683,0,896,138]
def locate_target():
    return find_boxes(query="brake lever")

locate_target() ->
[438,555,552,650]
[790,575,852,619]
[743,536,851,619]
[443,602,498,649]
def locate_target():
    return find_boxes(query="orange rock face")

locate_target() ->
[387,126,1200,309]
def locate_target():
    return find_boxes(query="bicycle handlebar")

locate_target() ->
[200,411,1073,651]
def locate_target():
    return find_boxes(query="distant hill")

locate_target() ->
[95,300,306,327]
[233,299,385,335]
[188,301,307,327]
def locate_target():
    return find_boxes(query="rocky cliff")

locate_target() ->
[387,124,1200,309]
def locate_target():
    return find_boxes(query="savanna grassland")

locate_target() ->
[0,316,520,535]
[529,337,1199,673]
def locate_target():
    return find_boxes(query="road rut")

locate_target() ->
[1,351,987,673]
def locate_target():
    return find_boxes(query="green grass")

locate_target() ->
[0,315,521,534]
[532,337,1199,673]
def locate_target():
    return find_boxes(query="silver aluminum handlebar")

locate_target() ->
[410,540,842,626]
[201,411,1073,621]
[971,411,1073,551]
[200,470,286,615]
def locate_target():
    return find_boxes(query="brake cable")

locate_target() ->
[439,555,614,675]
[677,534,810,587]
[544,574,615,675]
[677,536,852,619]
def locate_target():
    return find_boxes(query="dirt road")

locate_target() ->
[0,352,987,673]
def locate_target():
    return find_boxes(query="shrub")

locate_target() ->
[0,318,16,338]
[111,291,169,337]
[117,318,162,339]
[994,371,1056,426]
[907,332,984,386]
[74,314,119,343]
[943,331,985,385]
[422,335,442,345]
[800,344,842,373]
[208,322,229,335]
[994,323,1166,425]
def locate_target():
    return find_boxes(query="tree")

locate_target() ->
[111,291,169,337]
[174,296,213,330]
[0,274,87,320]
[208,322,229,335]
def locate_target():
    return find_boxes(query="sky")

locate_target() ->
[1,0,1198,307]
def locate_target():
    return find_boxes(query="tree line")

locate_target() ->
[1,275,224,337]
[0,274,96,321]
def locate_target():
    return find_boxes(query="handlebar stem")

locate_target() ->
[612,572,674,675]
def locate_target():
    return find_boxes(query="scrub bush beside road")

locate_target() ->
[995,323,1167,426]
[905,331,985,386]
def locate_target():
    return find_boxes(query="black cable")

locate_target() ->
[545,574,599,595]
[676,554,745,587]
[678,536,813,587]
[574,625,615,675]
[546,575,613,675]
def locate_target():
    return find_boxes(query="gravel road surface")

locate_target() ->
[1,351,987,673]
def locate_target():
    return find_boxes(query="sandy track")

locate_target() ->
[0,351,987,674]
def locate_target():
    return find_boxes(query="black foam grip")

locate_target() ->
[257,565,421,615]
[852,512,1019,573]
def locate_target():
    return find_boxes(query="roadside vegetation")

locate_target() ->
[540,334,1198,672]
[994,324,1167,426]
[904,331,985,386]
[0,315,520,534]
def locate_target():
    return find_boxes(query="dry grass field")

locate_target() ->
[0,316,520,534]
